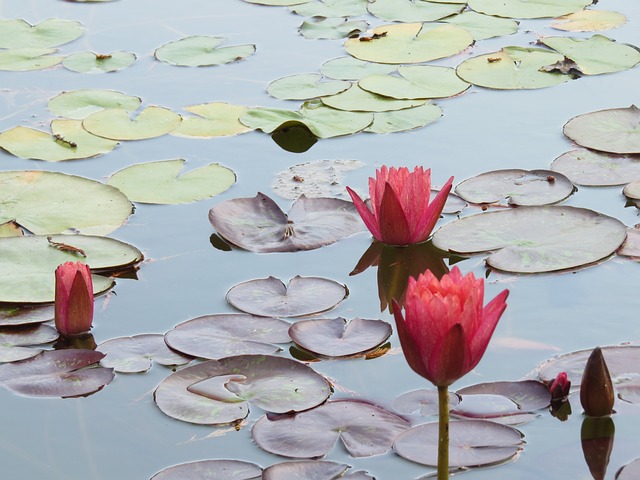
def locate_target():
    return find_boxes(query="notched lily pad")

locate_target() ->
[151,459,263,480]
[267,74,351,101]
[321,56,396,80]
[443,11,519,41]
[392,389,460,416]
[62,51,136,73]
[263,460,373,479]
[82,106,182,141]
[321,84,427,112]
[0,48,63,71]
[366,103,442,134]
[550,149,640,186]
[617,225,640,258]
[299,17,368,40]
[0,324,59,363]
[154,36,255,67]
[367,0,464,23]
[0,19,84,48]
[172,102,251,138]
[98,334,192,373]
[48,89,142,120]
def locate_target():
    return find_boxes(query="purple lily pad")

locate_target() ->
[551,149,640,186]
[164,314,291,359]
[0,349,114,397]
[0,324,59,363]
[262,461,374,480]
[393,420,524,467]
[617,376,640,404]
[252,399,410,458]
[154,354,331,425]
[456,380,551,411]
[392,389,460,416]
[151,459,262,480]
[208,192,366,253]
[617,458,640,479]
[618,225,640,258]
[450,394,538,426]
[455,169,574,206]
[98,334,193,373]
[288,317,392,358]
[226,276,348,318]
[0,305,54,326]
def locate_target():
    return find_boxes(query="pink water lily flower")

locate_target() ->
[346,166,454,246]
[392,266,509,387]
[54,261,94,337]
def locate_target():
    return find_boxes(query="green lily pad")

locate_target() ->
[321,84,427,112]
[344,23,473,64]
[82,106,182,140]
[456,47,569,90]
[299,17,368,40]
[107,159,236,204]
[0,171,133,235]
[0,19,84,48]
[443,11,520,41]
[358,65,470,100]
[321,56,396,80]
[154,36,256,67]
[432,206,627,273]
[563,105,640,154]
[62,51,136,73]
[365,103,442,133]
[290,0,369,17]
[467,0,593,19]
[0,121,119,161]
[551,10,627,32]
[539,35,640,75]
[244,0,309,4]
[0,324,59,363]
[267,74,351,101]
[48,89,142,120]
[550,149,640,186]
[172,102,251,138]
[0,48,63,71]
[367,0,464,23]
[0,234,142,303]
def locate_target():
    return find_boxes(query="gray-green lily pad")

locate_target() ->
[48,89,142,120]
[550,149,640,186]
[173,102,251,138]
[154,36,256,67]
[272,159,364,199]
[0,171,133,235]
[209,192,366,253]
[82,106,182,140]
[0,48,63,71]
[432,206,627,273]
[290,0,369,17]
[443,11,519,41]
[164,314,291,360]
[359,65,469,100]
[154,354,331,425]
[539,35,640,75]
[344,23,473,65]
[454,169,574,206]
[467,0,593,19]
[0,19,84,48]
[268,74,351,101]
[321,84,427,112]
[151,460,263,480]
[107,159,235,204]
[98,334,192,373]
[0,349,114,397]
[563,105,640,154]
[456,47,569,90]
[393,420,524,467]
[299,17,367,40]
[551,10,627,32]
[226,276,347,317]
[367,0,464,23]
[0,324,59,363]
[0,121,119,161]
[365,103,442,133]
[0,234,142,303]
[62,51,136,73]
[263,461,373,480]
[252,400,410,458]
[0,306,54,327]
[392,389,460,416]
[321,56,396,80]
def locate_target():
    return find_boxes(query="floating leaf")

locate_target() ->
[172,102,251,138]
[0,234,141,303]
[151,460,262,480]
[0,221,23,237]
[252,400,410,458]
[226,276,347,317]
[617,458,640,480]
[0,48,62,71]
[62,51,136,73]
[365,103,442,133]
[367,0,464,23]
[432,206,627,273]
[456,47,569,90]
[321,84,427,112]
[272,159,364,200]
[48,89,142,120]
[164,314,291,359]
[0,19,84,48]
[0,171,133,235]
[393,420,524,467]
[344,23,473,65]
[0,324,59,363]
[539,35,640,75]
[290,0,368,17]
[550,149,640,186]
[456,380,551,411]
[0,350,114,397]
[263,461,373,479]
[98,334,192,373]
[154,355,331,425]
[107,159,236,204]
[209,192,366,253]
[299,18,368,40]
[467,0,592,19]
[154,36,255,67]
[0,306,54,327]
[82,106,182,140]
[454,169,574,206]
[617,225,640,257]
[563,105,640,154]
[289,317,391,358]
[321,56,396,80]
[551,10,627,32]
[443,11,519,41]
[392,389,460,416]
[244,0,310,5]
[450,394,537,425]
[268,74,351,101]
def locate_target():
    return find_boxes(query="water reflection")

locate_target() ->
[581,416,615,480]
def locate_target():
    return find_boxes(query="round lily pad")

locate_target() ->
[456,380,551,411]
[550,149,640,186]
[82,106,182,140]
[623,181,640,208]
[107,159,236,204]
[48,89,142,120]
[98,334,193,373]
[0,324,59,363]
[263,461,373,479]
[290,0,368,16]
[365,103,442,133]
[62,51,136,73]
[432,206,627,273]
[172,102,251,138]
[563,105,640,154]
[154,36,255,67]
[321,84,427,112]
[151,460,263,480]
[272,159,364,200]
[454,169,574,206]
[617,225,640,257]
[467,0,592,19]
[617,458,640,480]
[393,420,524,467]
[367,0,464,23]
[226,276,348,317]
[320,56,396,80]
[0,19,84,48]
[0,48,63,71]
[443,11,519,41]
[551,10,627,32]
[299,18,368,40]
[392,389,460,416]
[267,74,351,101]
[0,305,54,327]
[244,0,310,5]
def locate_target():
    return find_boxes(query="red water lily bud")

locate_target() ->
[549,372,571,401]
[54,261,94,337]
[347,166,454,246]
[580,347,615,417]
[392,266,508,387]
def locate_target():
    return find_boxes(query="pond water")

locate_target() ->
[1,0,640,479]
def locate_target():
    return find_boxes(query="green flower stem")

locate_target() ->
[438,385,449,480]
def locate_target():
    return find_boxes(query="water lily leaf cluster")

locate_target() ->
[0,306,54,327]
[0,324,59,363]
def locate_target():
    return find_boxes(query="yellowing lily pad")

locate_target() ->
[0,221,23,238]
[62,51,136,73]
[443,11,520,41]
[267,74,351,101]
[344,23,473,65]
[321,84,427,112]
[48,89,142,120]
[467,0,592,19]
[82,106,182,140]
[172,102,251,138]
[107,159,236,204]
[154,36,256,67]
[367,0,464,23]
[0,19,84,48]
[0,48,62,71]
[551,10,626,32]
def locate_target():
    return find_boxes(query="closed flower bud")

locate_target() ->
[580,347,614,417]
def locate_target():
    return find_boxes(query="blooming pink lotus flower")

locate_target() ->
[54,261,94,337]
[392,266,509,387]
[346,166,454,246]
